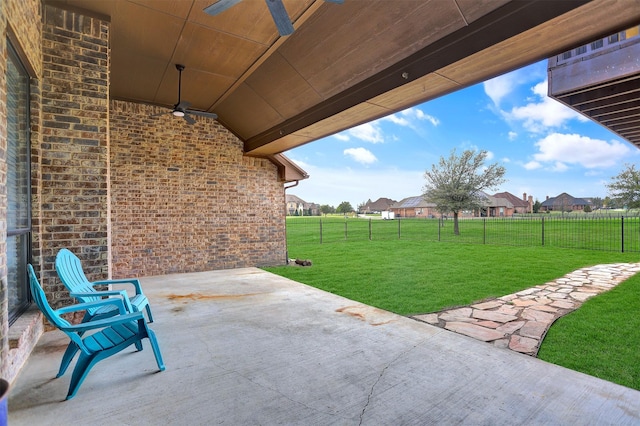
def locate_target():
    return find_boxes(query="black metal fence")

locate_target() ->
[286,214,640,252]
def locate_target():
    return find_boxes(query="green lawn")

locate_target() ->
[538,274,640,390]
[264,239,640,390]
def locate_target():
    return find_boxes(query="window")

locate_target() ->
[7,41,32,324]
[590,39,603,50]
[575,45,587,55]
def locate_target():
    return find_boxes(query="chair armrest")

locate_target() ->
[56,298,128,316]
[60,311,144,333]
[92,278,144,295]
[71,290,134,312]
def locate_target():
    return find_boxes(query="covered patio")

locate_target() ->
[9,269,640,424]
[4,1,640,421]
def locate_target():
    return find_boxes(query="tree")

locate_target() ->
[423,149,506,235]
[590,197,603,210]
[336,201,354,214]
[319,204,335,215]
[533,199,542,213]
[606,164,640,210]
[603,196,613,209]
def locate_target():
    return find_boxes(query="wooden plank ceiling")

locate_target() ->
[47,0,640,157]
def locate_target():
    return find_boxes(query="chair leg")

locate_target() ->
[66,353,99,400]
[146,328,165,371]
[57,343,80,378]
[145,304,154,323]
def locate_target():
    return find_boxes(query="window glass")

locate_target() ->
[7,41,32,323]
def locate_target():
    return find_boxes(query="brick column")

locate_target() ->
[40,6,110,308]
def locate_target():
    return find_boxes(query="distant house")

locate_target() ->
[480,193,514,217]
[540,193,590,212]
[389,196,439,218]
[493,192,533,214]
[360,197,397,213]
[285,194,319,216]
[390,193,521,218]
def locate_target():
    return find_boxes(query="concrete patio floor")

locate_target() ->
[8,268,640,425]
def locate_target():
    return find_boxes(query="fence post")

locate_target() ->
[621,215,625,253]
[369,218,372,241]
[541,216,545,246]
[320,218,323,244]
[344,218,347,240]
[483,218,486,244]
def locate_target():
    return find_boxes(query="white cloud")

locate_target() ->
[551,162,569,172]
[485,151,495,160]
[331,106,441,145]
[401,107,440,126]
[533,133,634,169]
[344,147,377,165]
[483,64,546,107]
[502,157,511,163]
[484,73,518,106]
[384,114,410,126]
[523,161,542,170]
[504,80,588,133]
[347,122,384,143]
[508,131,517,141]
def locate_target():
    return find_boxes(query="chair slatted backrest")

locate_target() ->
[55,248,99,302]
[27,264,71,329]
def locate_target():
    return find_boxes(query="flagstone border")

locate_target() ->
[412,263,640,356]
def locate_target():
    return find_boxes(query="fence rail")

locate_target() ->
[286,215,640,252]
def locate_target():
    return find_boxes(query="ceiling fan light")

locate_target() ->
[173,110,185,117]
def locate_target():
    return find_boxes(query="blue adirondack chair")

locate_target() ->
[55,248,154,323]
[27,264,165,400]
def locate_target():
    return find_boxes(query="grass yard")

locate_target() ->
[538,274,640,390]
[263,239,640,390]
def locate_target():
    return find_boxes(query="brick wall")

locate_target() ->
[5,0,42,76]
[39,5,110,307]
[109,100,287,277]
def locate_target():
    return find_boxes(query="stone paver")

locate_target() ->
[412,263,640,356]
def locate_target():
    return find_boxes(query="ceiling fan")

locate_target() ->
[204,0,343,37]
[153,64,218,125]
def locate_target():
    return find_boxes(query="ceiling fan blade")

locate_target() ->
[187,110,218,120]
[203,0,242,16]
[183,114,196,125]
[265,0,294,36]
[323,0,344,3]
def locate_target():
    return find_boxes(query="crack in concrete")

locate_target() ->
[359,342,423,425]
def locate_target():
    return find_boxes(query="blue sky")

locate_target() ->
[286,60,639,208]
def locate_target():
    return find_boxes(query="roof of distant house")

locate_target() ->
[285,194,306,204]
[362,197,397,211]
[541,192,590,207]
[390,196,436,209]
[484,195,514,208]
[493,191,530,208]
